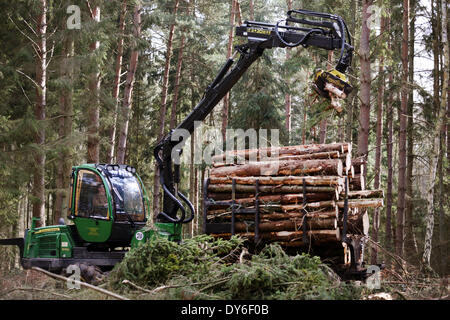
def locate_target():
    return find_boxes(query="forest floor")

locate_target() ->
[0,236,448,301]
[0,267,447,300]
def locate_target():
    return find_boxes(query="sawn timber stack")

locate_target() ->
[202,143,384,278]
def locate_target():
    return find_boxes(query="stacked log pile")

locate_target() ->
[204,143,384,265]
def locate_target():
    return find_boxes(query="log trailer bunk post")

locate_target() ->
[0,9,370,280]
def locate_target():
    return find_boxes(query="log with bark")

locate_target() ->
[204,142,383,249]
[349,173,365,190]
[209,175,345,187]
[210,158,344,177]
[212,150,342,167]
[207,209,339,222]
[208,183,337,194]
[211,229,341,243]
[211,142,352,163]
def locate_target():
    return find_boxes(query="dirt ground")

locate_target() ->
[0,268,111,300]
[0,267,448,300]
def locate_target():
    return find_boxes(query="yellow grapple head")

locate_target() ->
[313,69,353,99]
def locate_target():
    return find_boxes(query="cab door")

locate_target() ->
[71,169,113,243]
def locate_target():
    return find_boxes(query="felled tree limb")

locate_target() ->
[31,267,129,300]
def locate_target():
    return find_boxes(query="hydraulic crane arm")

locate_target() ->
[154,9,354,224]
[154,42,266,223]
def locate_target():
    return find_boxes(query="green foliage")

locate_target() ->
[108,235,245,289]
[108,236,362,300]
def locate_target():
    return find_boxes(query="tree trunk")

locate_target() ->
[169,19,187,129]
[86,2,101,163]
[405,1,417,261]
[285,0,292,142]
[222,0,237,142]
[153,0,180,215]
[345,0,357,144]
[32,0,47,228]
[385,25,394,256]
[423,0,448,268]
[445,34,450,277]
[235,0,242,25]
[107,0,127,164]
[54,23,74,224]
[319,51,334,144]
[357,0,373,180]
[396,0,410,258]
[169,37,185,129]
[371,16,386,264]
[438,128,445,275]
[116,3,141,164]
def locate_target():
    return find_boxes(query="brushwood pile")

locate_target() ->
[108,235,362,300]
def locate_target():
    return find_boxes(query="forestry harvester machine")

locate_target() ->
[1,9,372,281]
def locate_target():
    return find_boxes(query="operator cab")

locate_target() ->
[68,164,149,248]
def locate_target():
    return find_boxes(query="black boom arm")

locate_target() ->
[153,9,353,224]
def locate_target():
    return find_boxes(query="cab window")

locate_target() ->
[75,170,109,219]
[107,168,145,222]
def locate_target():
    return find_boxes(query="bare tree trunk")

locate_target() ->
[235,0,242,25]
[371,16,386,264]
[189,18,196,236]
[107,0,127,164]
[249,0,254,21]
[54,25,74,224]
[302,89,308,145]
[386,70,394,256]
[153,0,180,216]
[405,1,417,261]
[116,3,141,165]
[423,0,448,268]
[170,0,191,130]
[357,0,372,180]
[33,0,47,228]
[445,46,450,276]
[396,0,409,258]
[284,0,292,142]
[86,2,101,163]
[319,51,334,144]
[221,0,236,142]
[169,37,185,130]
[345,0,357,144]
[438,128,445,275]
[384,13,394,262]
